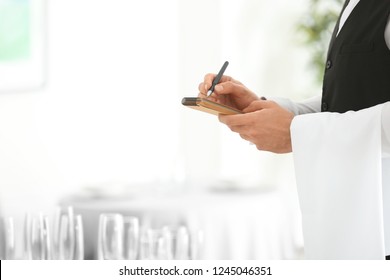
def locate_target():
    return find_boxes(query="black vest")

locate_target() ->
[321,0,390,113]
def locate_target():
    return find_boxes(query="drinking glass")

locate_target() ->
[30,214,51,260]
[52,207,61,259]
[1,217,16,260]
[97,214,104,259]
[23,213,32,260]
[175,226,189,260]
[139,227,176,260]
[190,229,204,260]
[139,228,153,260]
[0,218,4,259]
[123,216,139,260]
[52,207,84,260]
[57,207,75,260]
[157,226,173,260]
[100,213,124,260]
[73,215,84,260]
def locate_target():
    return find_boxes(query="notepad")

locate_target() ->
[181,97,242,115]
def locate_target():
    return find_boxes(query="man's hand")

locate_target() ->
[198,74,259,111]
[218,100,294,153]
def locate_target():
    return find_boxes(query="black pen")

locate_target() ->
[207,61,229,97]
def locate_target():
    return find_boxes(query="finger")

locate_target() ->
[239,133,251,142]
[221,122,248,135]
[218,113,251,126]
[198,81,218,98]
[229,125,247,134]
[204,73,233,84]
[198,82,207,94]
[203,73,216,92]
[207,95,219,102]
[243,100,277,113]
[243,100,267,113]
[255,144,264,151]
[213,81,248,97]
[203,74,234,92]
[198,91,207,98]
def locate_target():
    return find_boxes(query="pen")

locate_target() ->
[207,61,229,97]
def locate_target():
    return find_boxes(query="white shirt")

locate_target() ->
[275,0,390,156]
[338,0,362,36]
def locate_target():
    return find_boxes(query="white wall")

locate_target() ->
[0,0,315,221]
[0,0,182,216]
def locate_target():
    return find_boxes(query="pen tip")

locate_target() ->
[206,90,212,97]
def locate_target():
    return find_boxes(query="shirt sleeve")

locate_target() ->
[269,95,322,115]
[378,12,389,157]
[380,15,390,157]
[382,102,390,157]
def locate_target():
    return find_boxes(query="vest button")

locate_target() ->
[322,102,328,111]
[326,60,332,69]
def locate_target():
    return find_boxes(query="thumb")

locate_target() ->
[243,100,276,113]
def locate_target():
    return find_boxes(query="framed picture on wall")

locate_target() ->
[0,0,46,92]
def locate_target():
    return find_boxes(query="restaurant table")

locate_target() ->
[61,188,303,260]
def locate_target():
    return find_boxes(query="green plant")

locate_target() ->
[297,0,344,83]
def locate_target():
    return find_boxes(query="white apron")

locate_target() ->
[291,103,390,259]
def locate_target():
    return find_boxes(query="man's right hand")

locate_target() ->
[198,73,259,111]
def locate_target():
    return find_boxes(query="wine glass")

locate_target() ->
[123,216,139,260]
[100,213,124,260]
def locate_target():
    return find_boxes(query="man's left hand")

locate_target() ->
[218,100,294,154]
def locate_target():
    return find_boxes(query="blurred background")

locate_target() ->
[0,0,342,259]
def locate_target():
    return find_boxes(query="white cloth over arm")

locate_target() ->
[291,103,390,259]
[272,95,390,156]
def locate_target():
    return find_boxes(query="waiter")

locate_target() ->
[198,0,390,259]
